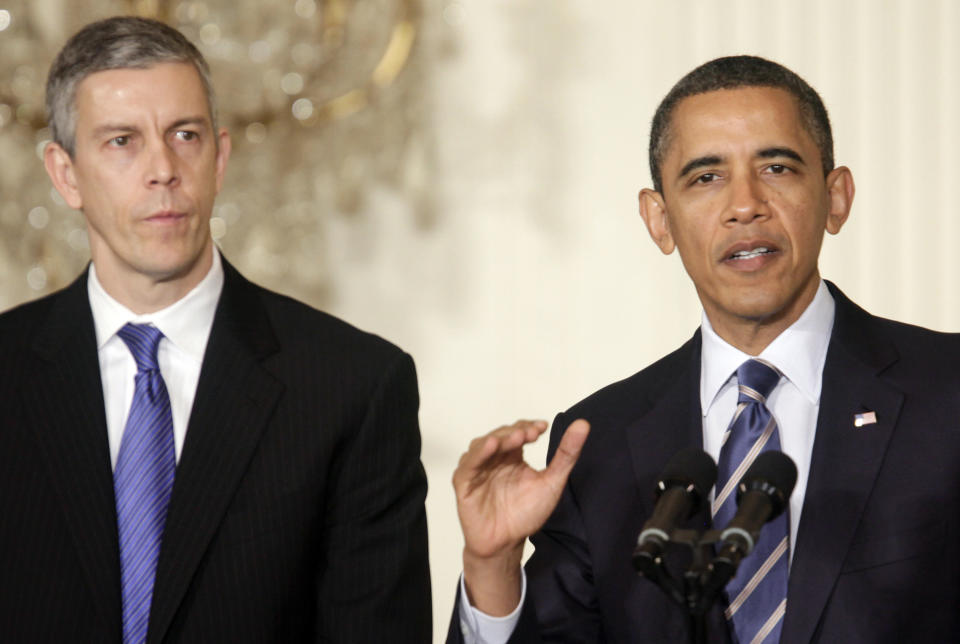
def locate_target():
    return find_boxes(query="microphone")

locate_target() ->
[706,451,797,590]
[633,447,717,577]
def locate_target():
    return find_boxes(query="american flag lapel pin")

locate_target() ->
[854,411,877,428]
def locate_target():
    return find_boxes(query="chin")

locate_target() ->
[138,253,204,283]
[728,293,789,323]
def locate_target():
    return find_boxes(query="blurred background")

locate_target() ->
[2,0,958,640]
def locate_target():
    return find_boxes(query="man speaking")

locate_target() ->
[451,55,960,642]
[0,16,430,642]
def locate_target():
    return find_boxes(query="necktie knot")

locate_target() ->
[736,358,780,403]
[117,323,164,373]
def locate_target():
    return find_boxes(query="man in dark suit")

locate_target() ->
[0,17,430,643]
[449,56,960,642]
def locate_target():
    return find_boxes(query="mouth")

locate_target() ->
[720,240,781,271]
[144,210,188,223]
[727,246,776,261]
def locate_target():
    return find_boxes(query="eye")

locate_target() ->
[694,172,719,184]
[766,164,790,175]
[109,135,131,147]
[175,130,198,142]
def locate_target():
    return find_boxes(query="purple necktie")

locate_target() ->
[114,323,176,644]
[713,359,789,644]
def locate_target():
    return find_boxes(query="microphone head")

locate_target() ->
[736,451,798,518]
[656,447,718,515]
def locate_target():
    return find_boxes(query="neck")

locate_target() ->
[705,279,821,356]
[710,321,786,356]
[92,245,214,315]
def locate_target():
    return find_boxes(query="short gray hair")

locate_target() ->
[46,16,218,157]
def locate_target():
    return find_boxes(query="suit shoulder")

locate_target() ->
[866,316,960,384]
[0,289,63,346]
[251,284,408,365]
[830,281,960,368]
[561,332,699,426]
[871,315,960,350]
[0,286,83,396]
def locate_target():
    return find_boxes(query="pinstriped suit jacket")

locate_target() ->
[448,283,960,643]
[0,259,431,643]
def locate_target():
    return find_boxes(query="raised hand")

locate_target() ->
[453,418,590,615]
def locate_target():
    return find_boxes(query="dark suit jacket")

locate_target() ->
[0,259,431,643]
[449,283,960,643]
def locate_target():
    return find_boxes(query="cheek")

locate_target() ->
[673,233,716,282]
[670,215,715,260]
[783,195,827,239]
[77,173,135,220]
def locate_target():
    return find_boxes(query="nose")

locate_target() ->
[145,140,179,188]
[724,173,769,224]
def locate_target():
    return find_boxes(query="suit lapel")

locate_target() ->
[625,333,710,557]
[22,272,122,640]
[782,285,902,643]
[149,261,284,643]
[626,334,704,509]
[624,334,735,640]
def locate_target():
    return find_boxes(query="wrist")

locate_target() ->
[462,543,525,616]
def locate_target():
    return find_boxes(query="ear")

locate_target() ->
[214,128,231,193]
[638,188,675,255]
[43,142,83,210]
[824,166,854,235]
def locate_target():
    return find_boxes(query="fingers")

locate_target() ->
[543,418,591,490]
[458,420,547,471]
[496,419,548,452]
[453,417,590,568]
[453,420,548,488]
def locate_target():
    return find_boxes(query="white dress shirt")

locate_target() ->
[462,280,836,643]
[88,248,224,468]
[701,279,834,557]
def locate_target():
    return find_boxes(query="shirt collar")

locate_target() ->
[700,280,835,416]
[87,247,225,362]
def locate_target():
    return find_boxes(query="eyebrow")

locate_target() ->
[168,116,210,131]
[90,116,210,139]
[677,155,723,181]
[757,146,805,164]
[91,123,137,139]
[676,146,808,182]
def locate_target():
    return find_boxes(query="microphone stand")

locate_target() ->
[632,528,728,644]
[635,450,796,642]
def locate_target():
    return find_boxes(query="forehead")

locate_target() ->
[664,87,814,164]
[74,62,210,128]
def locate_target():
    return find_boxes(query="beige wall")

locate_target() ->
[2,2,959,641]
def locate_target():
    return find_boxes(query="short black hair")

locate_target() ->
[648,55,834,194]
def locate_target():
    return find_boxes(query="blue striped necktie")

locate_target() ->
[712,359,789,644]
[114,323,176,644]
